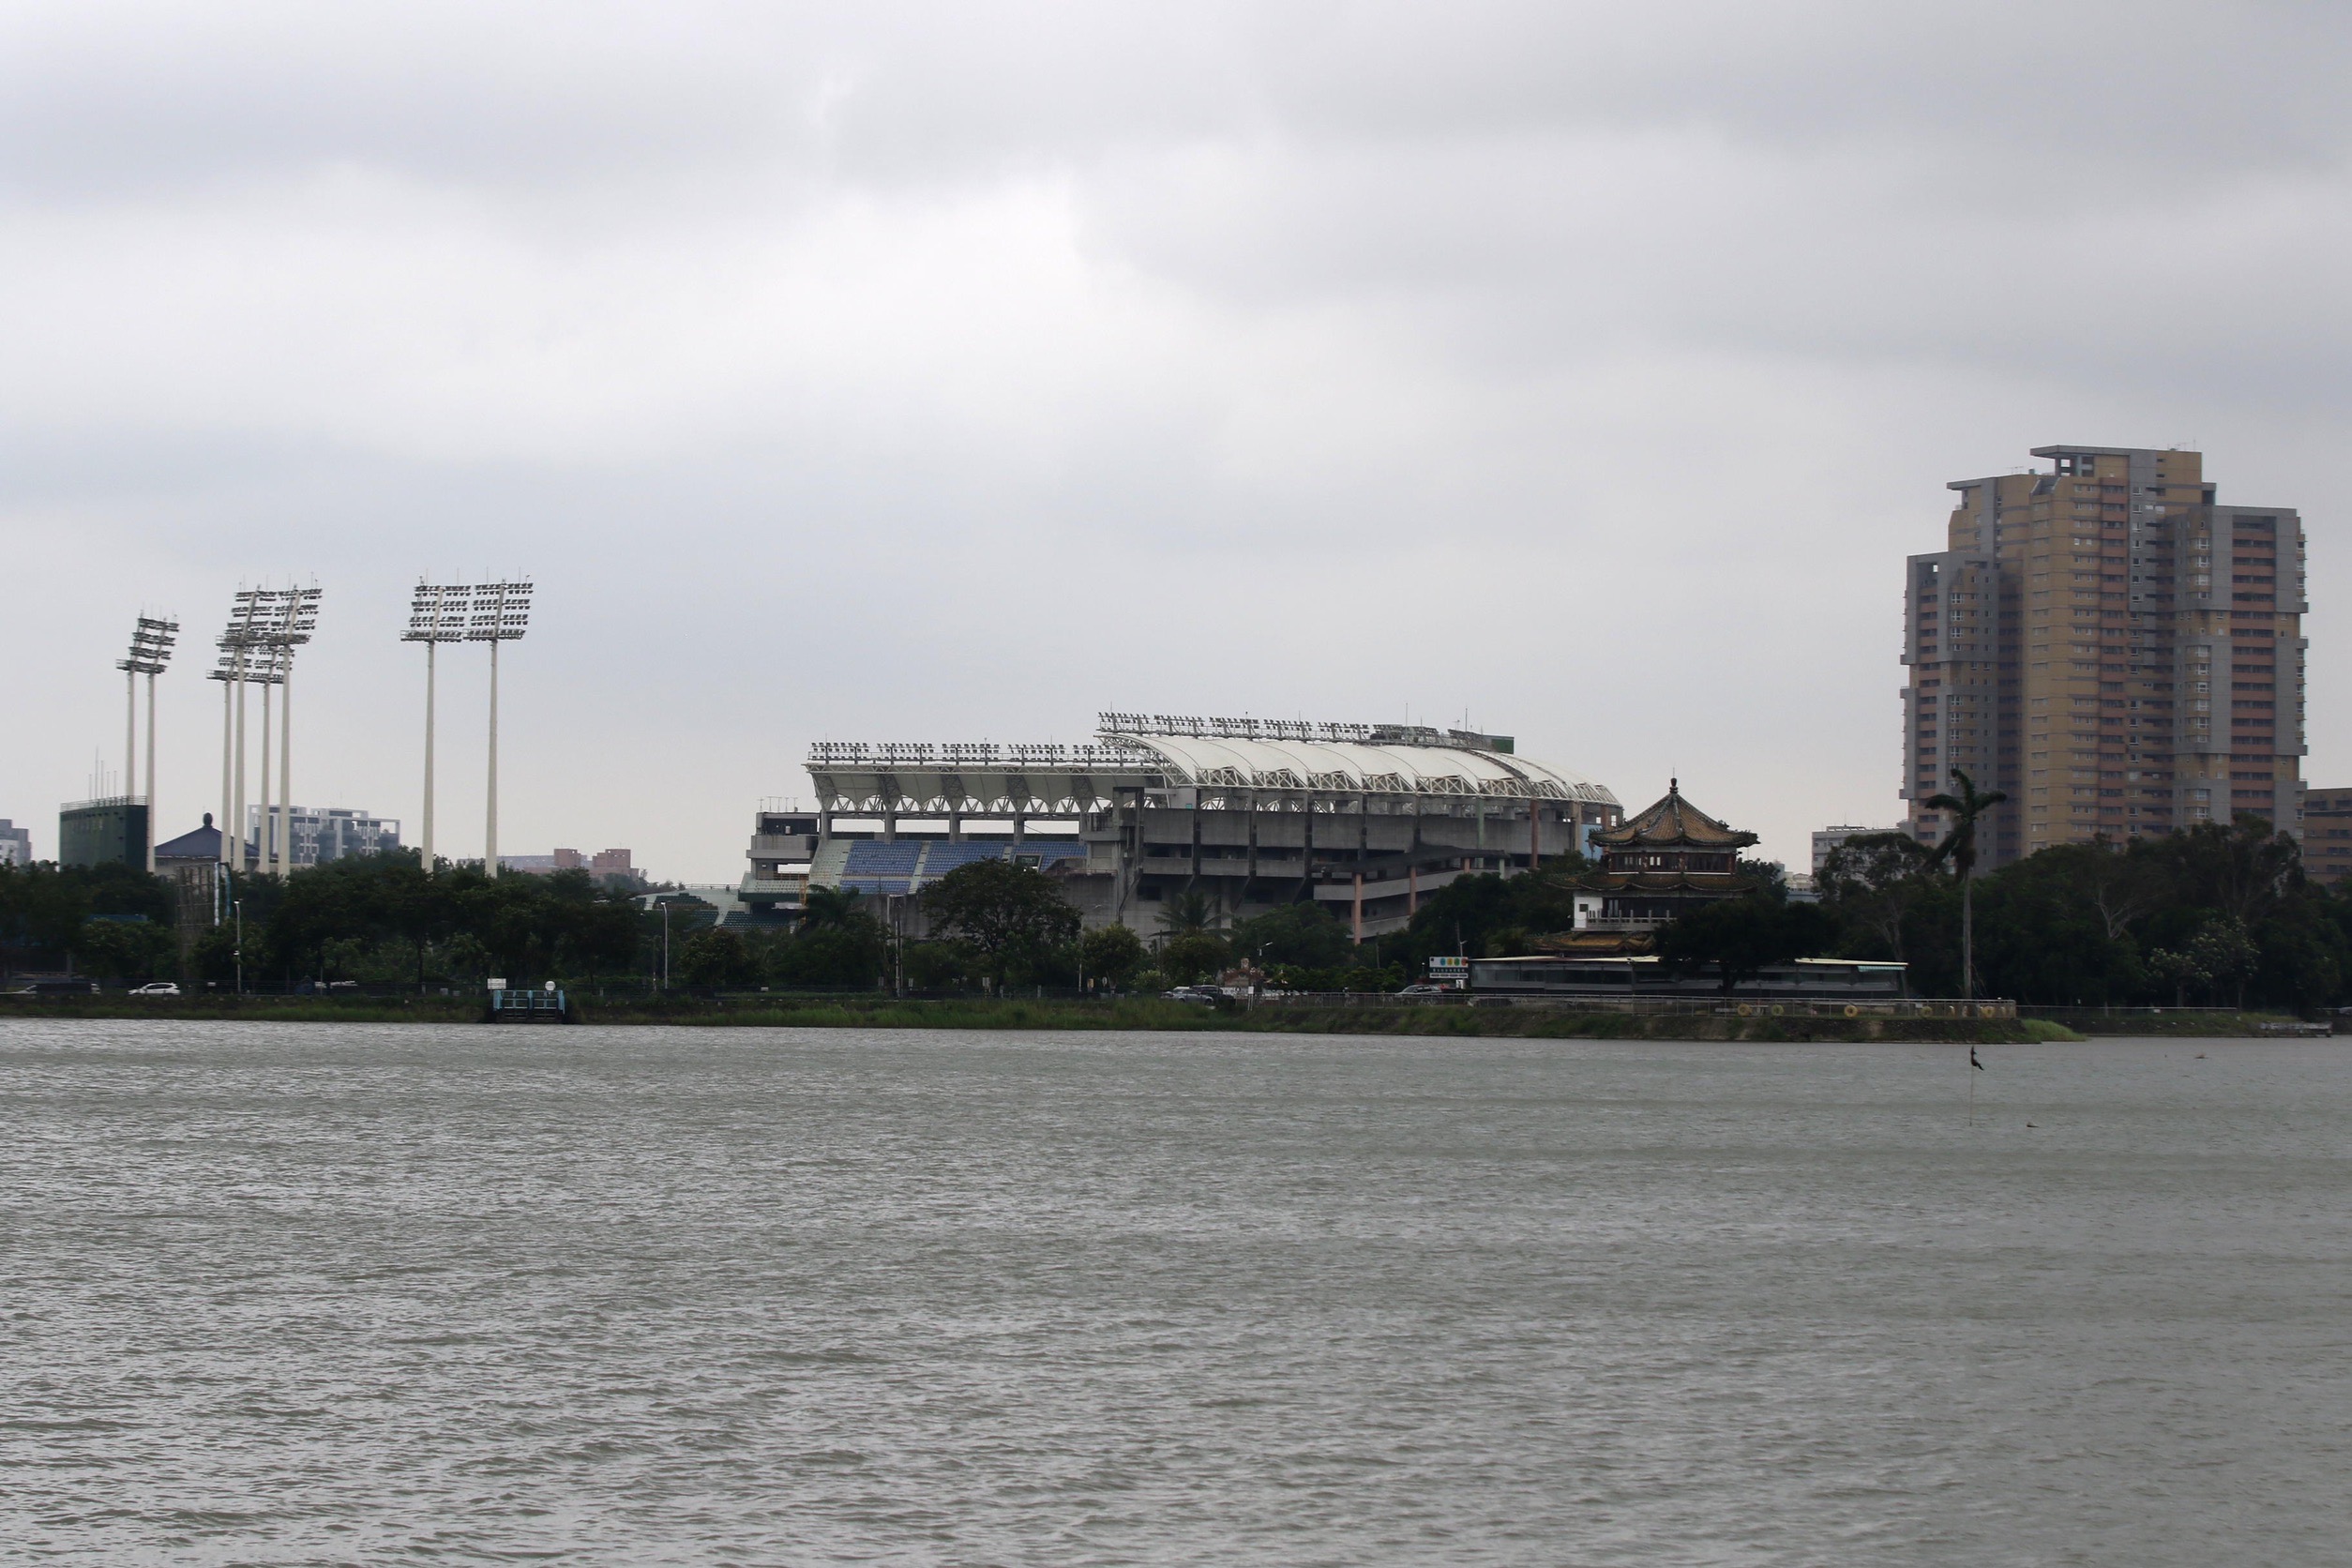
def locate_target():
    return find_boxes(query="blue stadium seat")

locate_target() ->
[844,841,923,876]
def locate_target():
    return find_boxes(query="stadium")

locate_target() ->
[741,715,1622,940]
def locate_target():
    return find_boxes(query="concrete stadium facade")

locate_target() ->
[744,716,1622,940]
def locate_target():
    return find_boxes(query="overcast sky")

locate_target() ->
[6,1,2349,879]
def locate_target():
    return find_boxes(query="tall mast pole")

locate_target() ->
[423,639,436,870]
[486,632,500,876]
[256,656,273,871]
[233,667,248,872]
[277,650,294,878]
[144,672,158,872]
[118,615,175,873]
[219,678,233,867]
[406,581,464,877]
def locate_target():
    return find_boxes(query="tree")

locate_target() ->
[1922,767,2010,1001]
[1078,923,1148,989]
[1657,895,1836,994]
[1160,929,1229,985]
[1817,831,1930,962]
[674,927,760,988]
[1229,902,1351,972]
[1155,886,1218,937]
[73,917,174,981]
[2148,819,2300,928]
[773,921,887,989]
[2187,915,2259,1009]
[919,860,1081,988]
[800,885,867,930]
[1393,863,1593,969]
[2144,946,2207,1008]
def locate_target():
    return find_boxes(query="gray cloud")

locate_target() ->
[5,1,2348,876]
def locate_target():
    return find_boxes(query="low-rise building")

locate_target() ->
[2305,787,2352,885]
[1582,781,1757,926]
[248,806,401,867]
[502,847,642,884]
[59,796,148,869]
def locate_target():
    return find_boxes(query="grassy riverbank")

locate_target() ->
[2,991,2091,1041]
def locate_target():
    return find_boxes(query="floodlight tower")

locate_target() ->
[469,580,532,875]
[213,590,272,869]
[257,585,321,879]
[116,615,178,872]
[402,582,473,873]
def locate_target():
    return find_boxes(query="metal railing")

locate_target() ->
[1267,992,2016,1019]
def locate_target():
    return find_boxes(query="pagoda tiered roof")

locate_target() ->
[1591,780,1756,852]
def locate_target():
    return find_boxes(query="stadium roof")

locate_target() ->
[1103,730,1618,806]
[803,716,1619,812]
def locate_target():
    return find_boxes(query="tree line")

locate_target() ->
[7,816,2348,1006]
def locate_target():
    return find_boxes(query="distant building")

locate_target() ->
[59,796,148,869]
[1582,781,1758,926]
[2305,787,2352,885]
[1812,824,1903,876]
[247,806,401,868]
[1904,444,2305,867]
[0,820,31,867]
[152,815,230,942]
[155,815,231,869]
[502,848,642,884]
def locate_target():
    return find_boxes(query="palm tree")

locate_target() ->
[1922,766,2009,1001]
[800,884,866,930]
[1156,886,1218,938]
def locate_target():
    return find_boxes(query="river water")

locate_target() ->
[2,1022,2346,1566]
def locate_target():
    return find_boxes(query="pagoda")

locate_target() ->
[1582,779,1759,925]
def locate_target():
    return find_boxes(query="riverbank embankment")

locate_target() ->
[0,991,2102,1041]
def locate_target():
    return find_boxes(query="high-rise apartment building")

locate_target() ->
[1903,445,2306,869]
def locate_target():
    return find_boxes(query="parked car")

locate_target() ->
[1395,983,1453,997]
[128,982,182,998]
[1161,986,1219,1003]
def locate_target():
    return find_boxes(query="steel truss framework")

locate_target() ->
[807,717,1618,820]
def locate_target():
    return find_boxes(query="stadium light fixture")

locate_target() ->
[402,581,475,872]
[467,580,532,875]
[257,586,321,878]
[210,590,273,869]
[116,615,178,871]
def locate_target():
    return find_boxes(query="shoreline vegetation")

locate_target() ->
[25,990,2347,1041]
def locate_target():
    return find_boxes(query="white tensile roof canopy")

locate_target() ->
[1105,730,1617,806]
[803,716,1619,812]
